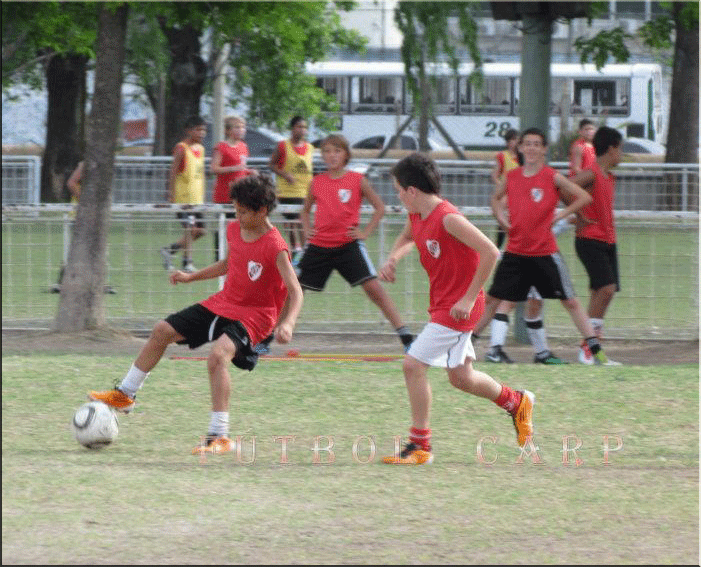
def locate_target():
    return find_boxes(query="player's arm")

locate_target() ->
[67,161,84,199]
[443,213,500,320]
[351,176,385,240]
[490,154,502,185]
[490,175,510,231]
[300,186,316,241]
[210,147,235,175]
[170,258,228,285]
[571,144,585,175]
[378,219,415,283]
[167,143,185,203]
[274,249,304,344]
[553,173,593,224]
[269,144,294,184]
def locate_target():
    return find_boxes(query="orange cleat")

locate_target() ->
[192,435,235,455]
[382,442,434,465]
[89,388,135,414]
[512,390,535,447]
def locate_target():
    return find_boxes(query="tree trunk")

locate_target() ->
[160,22,207,155]
[54,4,128,332]
[661,4,699,210]
[41,53,87,202]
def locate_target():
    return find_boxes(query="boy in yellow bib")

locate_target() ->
[161,116,207,273]
[269,116,313,264]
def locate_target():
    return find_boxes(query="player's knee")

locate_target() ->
[151,320,178,344]
[402,355,424,379]
[208,344,235,372]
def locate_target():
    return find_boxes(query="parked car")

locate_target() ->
[622,137,666,155]
[352,133,449,152]
[243,126,287,158]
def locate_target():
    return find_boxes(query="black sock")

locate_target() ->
[396,326,413,346]
[585,336,601,355]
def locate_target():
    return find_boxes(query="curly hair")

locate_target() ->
[230,174,277,213]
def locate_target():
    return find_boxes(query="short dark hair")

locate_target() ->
[593,126,623,157]
[504,128,519,142]
[184,115,206,130]
[230,174,277,213]
[289,115,306,129]
[391,153,441,195]
[579,118,595,129]
[519,127,547,146]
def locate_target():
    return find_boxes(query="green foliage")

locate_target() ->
[2,1,98,90]
[573,27,632,69]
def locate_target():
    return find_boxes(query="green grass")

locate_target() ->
[2,355,698,564]
[2,212,698,338]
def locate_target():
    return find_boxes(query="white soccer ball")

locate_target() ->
[71,401,119,449]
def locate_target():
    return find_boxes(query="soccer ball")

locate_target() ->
[71,401,119,449]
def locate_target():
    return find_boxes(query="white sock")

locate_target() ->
[490,316,509,348]
[590,318,604,337]
[119,365,149,398]
[208,412,229,437]
[525,317,549,355]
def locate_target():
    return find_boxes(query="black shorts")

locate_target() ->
[296,240,376,291]
[176,211,205,229]
[164,303,258,371]
[488,251,577,302]
[278,197,304,220]
[575,237,620,291]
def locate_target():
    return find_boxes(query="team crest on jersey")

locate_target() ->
[248,261,263,281]
[531,187,544,203]
[426,239,441,259]
[338,188,351,203]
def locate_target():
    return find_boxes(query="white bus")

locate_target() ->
[306,60,665,150]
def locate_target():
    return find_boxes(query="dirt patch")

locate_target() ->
[2,328,698,365]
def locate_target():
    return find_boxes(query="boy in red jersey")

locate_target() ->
[297,134,414,351]
[90,175,303,454]
[378,153,534,465]
[569,126,624,365]
[210,116,257,260]
[485,128,614,365]
[569,118,597,176]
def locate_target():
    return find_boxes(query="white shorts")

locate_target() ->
[407,322,476,369]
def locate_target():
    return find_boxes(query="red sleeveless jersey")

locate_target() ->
[213,141,251,204]
[410,200,484,332]
[199,222,288,344]
[505,166,560,256]
[576,161,617,244]
[309,170,364,248]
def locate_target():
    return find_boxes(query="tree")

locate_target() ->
[127,2,365,155]
[2,2,97,202]
[574,1,698,166]
[394,1,482,154]
[55,3,128,332]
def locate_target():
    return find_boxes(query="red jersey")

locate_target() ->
[199,221,288,345]
[505,166,560,256]
[568,139,597,177]
[576,161,617,244]
[410,200,485,332]
[213,141,252,204]
[309,170,364,248]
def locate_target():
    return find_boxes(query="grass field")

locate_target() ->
[2,212,698,340]
[2,353,698,564]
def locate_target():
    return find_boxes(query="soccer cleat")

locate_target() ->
[192,435,234,455]
[578,342,595,365]
[382,442,433,465]
[534,351,568,365]
[160,247,174,271]
[182,262,197,273]
[512,390,535,447]
[485,346,513,364]
[88,388,135,414]
[593,350,622,366]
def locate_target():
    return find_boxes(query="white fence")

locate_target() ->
[2,155,699,213]
[2,204,698,341]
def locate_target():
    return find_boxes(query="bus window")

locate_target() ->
[459,76,511,115]
[434,77,457,115]
[316,77,350,112]
[573,79,618,115]
[352,76,403,113]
